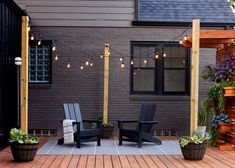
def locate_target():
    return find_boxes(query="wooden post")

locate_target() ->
[190,19,200,135]
[21,16,29,133]
[103,44,109,124]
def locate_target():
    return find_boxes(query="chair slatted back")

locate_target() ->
[138,104,156,133]
[64,103,84,130]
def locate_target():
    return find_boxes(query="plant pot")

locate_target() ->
[180,141,207,160]
[224,87,235,97]
[218,123,232,133]
[10,142,38,162]
[101,126,114,139]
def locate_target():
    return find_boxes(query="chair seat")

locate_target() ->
[75,129,100,137]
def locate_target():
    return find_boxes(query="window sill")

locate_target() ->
[29,84,51,89]
[129,94,190,101]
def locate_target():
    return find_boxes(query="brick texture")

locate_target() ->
[29,27,215,136]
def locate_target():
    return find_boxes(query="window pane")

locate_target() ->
[133,69,155,92]
[164,70,185,92]
[164,46,187,68]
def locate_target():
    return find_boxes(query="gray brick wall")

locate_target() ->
[28,27,215,136]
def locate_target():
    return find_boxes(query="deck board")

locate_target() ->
[1,137,235,168]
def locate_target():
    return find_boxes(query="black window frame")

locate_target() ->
[28,40,52,84]
[130,41,190,95]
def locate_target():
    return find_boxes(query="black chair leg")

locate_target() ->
[97,136,101,146]
[119,135,122,145]
[76,135,81,148]
[138,138,142,148]
[57,138,64,145]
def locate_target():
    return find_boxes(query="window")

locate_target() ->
[29,41,52,83]
[131,42,190,95]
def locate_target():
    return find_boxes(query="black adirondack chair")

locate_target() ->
[118,104,162,148]
[57,103,101,148]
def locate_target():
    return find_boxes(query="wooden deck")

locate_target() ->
[1,137,235,168]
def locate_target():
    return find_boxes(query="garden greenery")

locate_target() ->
[9,128,39,144]
[180,132,210,148]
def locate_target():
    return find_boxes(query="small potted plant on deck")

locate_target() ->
[179,131,210,160]
[9,128,39,162]
[96,115,114,139]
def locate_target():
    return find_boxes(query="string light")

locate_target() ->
[67,59,71,68]
[163,52,166,58]
[27,27,30,32]
[120,57,123,61]
[144,59,148,64]
[108,51,110,55]
[30,34,34,40]
[179,39,183,44]
[37,40,41,45]
[121,62,125,68]
[80,65,84,70]
[130,60,134,65]
[52,46,56,51]
[155,52,159,59]
[184,35,187,40]
[85,59,89,66]
[90,62,93,66]
[100,54,103,59]
[54,54,58,61]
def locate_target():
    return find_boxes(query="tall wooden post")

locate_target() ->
[103,44,109,124]
[190,19,200,135]
[21,16,29,133]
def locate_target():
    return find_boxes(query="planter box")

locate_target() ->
[218,123,232,133]
[224,87,235,97]
[180,141,207,160]
[101,126,114,139]
[10,143,38,162]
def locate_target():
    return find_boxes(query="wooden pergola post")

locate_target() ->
[103,44,110,124]
[21,16,29,133]
[190,19,200,135]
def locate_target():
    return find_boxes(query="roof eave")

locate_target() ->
[132,21,235,28]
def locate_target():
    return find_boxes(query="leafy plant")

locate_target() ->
[96,115,114,128]
[180,131,210,148]
[211,114,230,128]
[202,53,235,83]
[9,128,39,144]
[198,99,210,126]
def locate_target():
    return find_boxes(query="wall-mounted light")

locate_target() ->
[14,57,22,66]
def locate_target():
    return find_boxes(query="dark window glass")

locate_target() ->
[29,41,52,83]
[131,42,190,95]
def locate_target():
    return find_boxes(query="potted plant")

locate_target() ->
[9,128,39,162]
[210,114,230,146]
[179,132,210,160]
[96,115,114,139]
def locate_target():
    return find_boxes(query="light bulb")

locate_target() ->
[121,62,125,68]
[37,40,41,45]
[120,57,123,61]
[108,51,110,55]
[163,53,166,57]
[80,65,84,70]
[184,35,187,40]
[155,53,159,59]
[130,60,134,65]
[27,27,30,32]
[52,46,56,51]
[30,35,34,40]
[90,62,93,66]
[179,40,183,44]
[67,63,71,68]
[100,54,103,59]
[54,55,58,61]
[85,60,89,66]
[144,59,147,64]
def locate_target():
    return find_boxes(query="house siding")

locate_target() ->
[14,0,135,27]
[28,27,215,136]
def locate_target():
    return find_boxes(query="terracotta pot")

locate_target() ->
[218,123,232,133]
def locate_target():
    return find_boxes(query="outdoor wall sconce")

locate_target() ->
[14,57,22,66]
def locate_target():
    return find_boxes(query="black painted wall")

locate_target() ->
[28,27,215,136]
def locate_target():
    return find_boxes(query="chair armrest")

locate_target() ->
[82,120,102,128]
[72,121,81,132]
[118,120,138,129]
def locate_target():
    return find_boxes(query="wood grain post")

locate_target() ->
[21,16,29,133]
[103,44,110,124]
[190,19,200,135]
